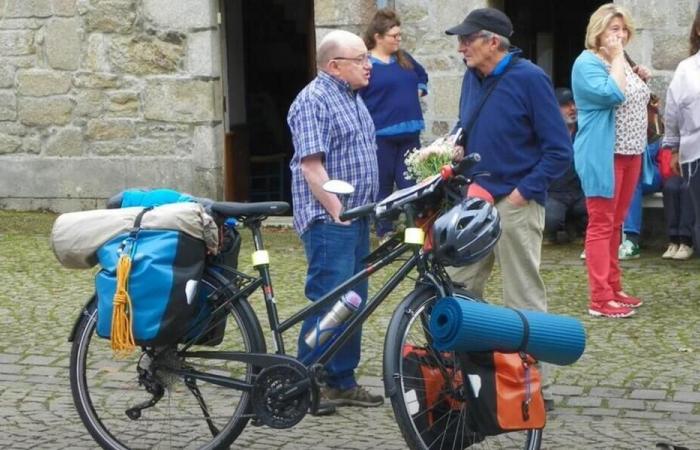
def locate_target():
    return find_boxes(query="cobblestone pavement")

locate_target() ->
[2,211,700,449]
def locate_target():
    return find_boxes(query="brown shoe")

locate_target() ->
[321,385,384,407]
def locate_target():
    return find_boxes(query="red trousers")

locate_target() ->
[585,154,642,303]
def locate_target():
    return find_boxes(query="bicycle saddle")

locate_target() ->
[209,201,290,219]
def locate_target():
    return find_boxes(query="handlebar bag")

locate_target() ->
[458,351,545,436]
[95,206,209,347]
[402,344,484,449]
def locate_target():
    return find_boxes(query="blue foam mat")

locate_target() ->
[429,297,586,366]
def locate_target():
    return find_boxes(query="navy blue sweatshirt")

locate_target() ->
[360,52,428,136]
[455,49,572,205]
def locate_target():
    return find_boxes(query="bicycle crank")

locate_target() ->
[251,364,311,429]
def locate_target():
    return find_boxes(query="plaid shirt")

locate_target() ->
[288,71,378,235]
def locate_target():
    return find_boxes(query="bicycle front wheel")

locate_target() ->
[385,288,542,450]
[69,276,265,450]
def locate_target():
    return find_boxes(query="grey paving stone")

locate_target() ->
[589,386,627,398]
[0,353,22,363]
[18,355,57,365]
[566,396,603,407]
[673,391,700,403]
[630,389,668,400]
[608,398,646,410]
[622,410,665,420]
[580,407,620,417]
[654,402,694,413]
[548,384,584,396]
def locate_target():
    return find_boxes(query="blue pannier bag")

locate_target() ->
[96,206,207,347]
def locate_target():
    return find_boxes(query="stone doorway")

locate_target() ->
[221,0,315,203]
[503,0,607,89]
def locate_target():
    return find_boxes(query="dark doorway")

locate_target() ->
[504,0,606,89]
[222,0,315,203]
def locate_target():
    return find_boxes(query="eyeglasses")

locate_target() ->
[385,32,401,40]
[332,53,371,65]
[458,32,488,46]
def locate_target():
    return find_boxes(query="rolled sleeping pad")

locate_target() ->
[429,297,586,366]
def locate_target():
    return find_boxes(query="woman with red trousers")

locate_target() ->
[572,3,651,318]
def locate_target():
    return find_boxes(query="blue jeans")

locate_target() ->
[662,175,695,242]
[376,133,419,237]
[623,169,662,237]
[544,192,587,239]
[298,219,369,390]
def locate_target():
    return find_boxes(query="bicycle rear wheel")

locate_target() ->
[69,275,265,450]
[385,288,542,450]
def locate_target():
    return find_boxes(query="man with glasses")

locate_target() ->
[445,8,572,411]
[287,30,383,411]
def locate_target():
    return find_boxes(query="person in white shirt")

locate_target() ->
[663,6,700,255]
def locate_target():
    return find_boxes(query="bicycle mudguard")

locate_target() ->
[383,284,442,398]
[68,295,96,342]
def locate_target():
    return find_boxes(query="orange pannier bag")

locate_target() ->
[458,351,546,435]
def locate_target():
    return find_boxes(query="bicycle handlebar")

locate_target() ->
[339,202,376,222]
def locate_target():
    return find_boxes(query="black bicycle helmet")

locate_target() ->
[432,197,501,266]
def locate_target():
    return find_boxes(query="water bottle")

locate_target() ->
[304,290,362,349]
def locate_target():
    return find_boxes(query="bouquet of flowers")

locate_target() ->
[404,135,459,182]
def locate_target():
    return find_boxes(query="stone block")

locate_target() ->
[192,124,222,169]
[90,137,186,156]
[430,120,450,137]
[136,121,190,139]
[74,89,104,117]
[0,121,26,136]
[627,1,669,29]
[45,126,83,156]
[429,75,462,120]
[3,0,53,18]
[144,78,219,123]
[84,33,109,72]
[72,71,120,89]
[652,31,690,70]
[46,18,81,70]
[185,31,220,77]
[0,30,35,56]
[0,157,197,201]
[0,64,15,88]
[143,0,215,29]
[0,133,22,154]
[105,91,139,117]
[85,119,135,140]
[18,96,73,126]
[17,70,72,96]
[315,0,376,27]
[0,91,16,120]
[110,34,185,75]
[0,18,42,29]
[85,0,135,33]
[396,0,429,23]
[52,0,77,16]
[22,133,41,153]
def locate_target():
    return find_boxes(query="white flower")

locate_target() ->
[404,137,456,182]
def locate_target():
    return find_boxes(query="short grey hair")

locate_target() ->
[481,30,510,51]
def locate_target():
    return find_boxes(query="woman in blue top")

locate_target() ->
[572,3,651,319]
[360,8,428,239]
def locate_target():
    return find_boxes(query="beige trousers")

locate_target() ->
[447,198,551,395]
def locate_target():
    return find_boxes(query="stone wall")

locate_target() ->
[0,0,224,212]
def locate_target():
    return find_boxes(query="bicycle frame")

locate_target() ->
[225,221,451,371]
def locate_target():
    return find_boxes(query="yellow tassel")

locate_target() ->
[111,254,136,356]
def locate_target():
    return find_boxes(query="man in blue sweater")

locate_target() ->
[445,8,572,409]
